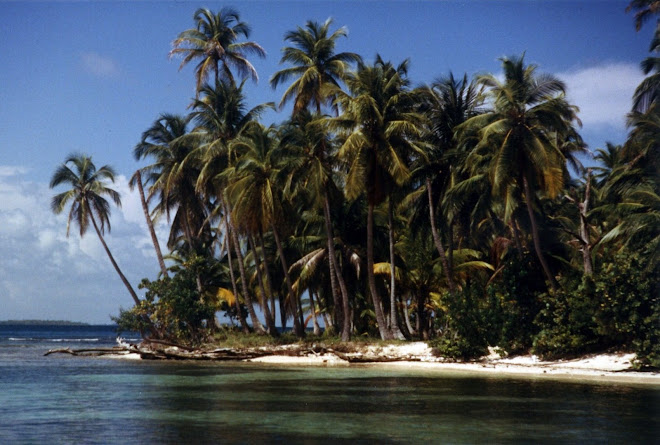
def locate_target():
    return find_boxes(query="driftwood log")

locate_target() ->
[44,342,429,363]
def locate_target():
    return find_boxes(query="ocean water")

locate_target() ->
[1,325,658,444]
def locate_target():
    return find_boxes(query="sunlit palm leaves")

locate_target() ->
[170,7,265,92]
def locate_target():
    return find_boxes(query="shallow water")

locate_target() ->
[1,325,658,443]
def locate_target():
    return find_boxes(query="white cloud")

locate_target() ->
[557,62,644,132]
[80,52,120,78]
[0,166,29,177]
[0,166,164,323]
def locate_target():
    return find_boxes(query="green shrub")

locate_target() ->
[486,253,546,354]
[113,255,217,346]
[430,285,488,361]
[532,249,659,367]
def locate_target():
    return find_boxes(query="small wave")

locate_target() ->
[50,338,100,342]
[8,337,29,341]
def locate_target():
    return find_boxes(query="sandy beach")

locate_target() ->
[245,342,660,384]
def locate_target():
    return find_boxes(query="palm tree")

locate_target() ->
[627,0,660,31]
[336,56,426,340]
[279,111,353,339]
[270,18,361,114]
[50,154,141,306]
[170,7,265,92]
[414,73,484,293]
[460,55,582,291]
[129,170,169,278]
[133,114,209,254]
[189,79,275,334]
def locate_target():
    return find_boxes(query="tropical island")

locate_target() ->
[0,320,90,326]
[47,4,659,372]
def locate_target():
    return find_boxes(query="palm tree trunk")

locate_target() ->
[522,175,559,291]
[90,213,141,306]
[271,225,305,337]
[321,198,342,335]
[579,172,594,276]
[403,293,415,337]
[248,235,277,335]
[323,193,352,341]
[135,170,168,278]
[427,177,456,294]
[228,214,266,334]
[510,219,525,257]
[388,198,405,339]
[309,290,321,336]
[226,225,249,333]
[257,231,277,326]
[367,201,394,340]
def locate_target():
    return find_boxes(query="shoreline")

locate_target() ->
[97,341,660,385]
[244,348,660,385]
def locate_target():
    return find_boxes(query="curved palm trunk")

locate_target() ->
[426,177,456,294]
[271,225,304,337]
[323,193,351,341]
[402,293,415,337]
[522,175,559,291]
[248,235,277,336]
[135,170,168,278]
[228,214,266,334]
[257,232,277,326]
[322,201,341,333]
[90,213,141,306]
[309,290,321,335]
[579,172,594,276]
[388,198,405,340]
[226,224,249,333]
[367,202,394,340]
[510,218,525,258]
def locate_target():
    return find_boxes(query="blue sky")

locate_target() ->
[0,1,653,323]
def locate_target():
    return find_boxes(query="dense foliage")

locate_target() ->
[52,5,659,365]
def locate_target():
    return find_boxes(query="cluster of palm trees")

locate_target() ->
[51,7,658,347]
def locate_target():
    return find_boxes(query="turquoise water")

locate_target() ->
[1,326,658,443]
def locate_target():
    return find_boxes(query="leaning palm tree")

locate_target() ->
[627,0,660,32]
[129,169,168,278]
[270,18,361,115]
[170,7,265,92]
[336,56,426,340]
[460,55,582,291]
[50,154,141,306]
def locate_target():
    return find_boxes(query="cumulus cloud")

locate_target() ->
[80,52,120,78]
[557,62,644,133]
[0,167,166,322]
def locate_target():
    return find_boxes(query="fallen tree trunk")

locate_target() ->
[44,346,134,357]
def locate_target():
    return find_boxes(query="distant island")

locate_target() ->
[0,320,90,326]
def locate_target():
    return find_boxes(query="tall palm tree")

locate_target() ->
[279,111,353,339]
[226,123,306,337]
[50,154,141,306]
[133,114,209,254]
[460,55,582,291]
[129,170,169,278]
[189,79,274,334]
[414,73,484,293]
[336,56,426,340]
[170,7,265,92]
[270,18,361,115]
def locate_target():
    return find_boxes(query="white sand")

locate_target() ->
[245,342,660,384]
